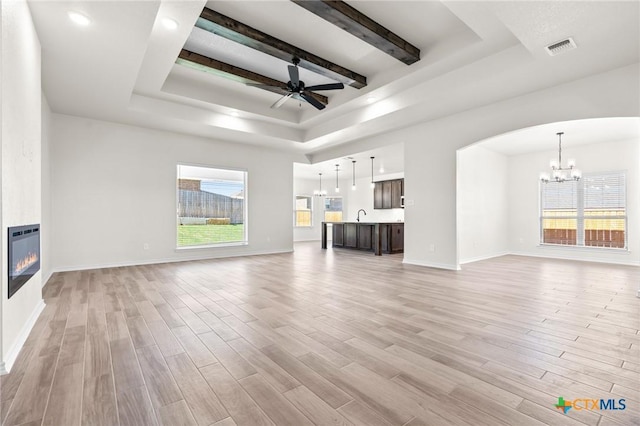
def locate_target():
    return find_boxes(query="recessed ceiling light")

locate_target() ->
[367,96,376,104]
[230,111,239,117]
[162,17,179,30]
[68,11,91,26]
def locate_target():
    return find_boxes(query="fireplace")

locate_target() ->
[8,224,40,299]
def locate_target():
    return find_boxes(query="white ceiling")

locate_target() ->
[294,142,405,180]
[28,1,639,175]
[477,117,640,156]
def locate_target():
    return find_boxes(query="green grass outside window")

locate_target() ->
[178,224,245,246]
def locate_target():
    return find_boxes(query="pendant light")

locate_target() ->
[334,164,340,193]
[370,156,375,189]
[314,172,327,196]
[540,132,581,183]
[351,160,357,191]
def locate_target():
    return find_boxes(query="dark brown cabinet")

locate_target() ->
[382,181,392,209]
[374,181,383,209]
[380,223,404,253]
[344,223,358,248]
[389,223,404,252]
[374,178,404,209]
[332,224,344,247]
[358,225,374,250]
[391,179,403,209]
[330,222,403,254]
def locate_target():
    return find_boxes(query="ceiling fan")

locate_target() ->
[250,58,344,110]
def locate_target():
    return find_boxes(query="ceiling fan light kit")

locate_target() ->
[261,57,345,110]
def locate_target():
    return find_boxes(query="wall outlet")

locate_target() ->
[429,243,435,252]
[143,243,149,250]
[405,199,415,206]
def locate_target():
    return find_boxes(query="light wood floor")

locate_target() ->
[1,242,639,426]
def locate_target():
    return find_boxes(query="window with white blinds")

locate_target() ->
[541,180,578,245]
[540,172,626,248]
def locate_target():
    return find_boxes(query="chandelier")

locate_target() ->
[540,132,581,183]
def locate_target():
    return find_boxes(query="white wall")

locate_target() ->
[41,94,52,283]
[293,177,325,242]
[50,114,296,270]
[401,63,639,270]
[344,173,405,223]
[508,138,639,265]
[0,0,45,373]
[457,145,508,263]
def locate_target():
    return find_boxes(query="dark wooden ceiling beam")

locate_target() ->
[197,7,366,89]
[176,50,328,105]
[291,0,420,65]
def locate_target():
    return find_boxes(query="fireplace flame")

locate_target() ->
[15,251,38,275]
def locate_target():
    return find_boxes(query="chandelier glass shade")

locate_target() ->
[540,132,581,183]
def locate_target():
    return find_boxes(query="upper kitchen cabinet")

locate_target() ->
[374,178,404,209]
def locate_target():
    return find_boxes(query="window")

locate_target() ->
[541,172,626,248]
[324,197,343,222]
[295,196,312,227]
[584,173,626,248]
[541,180,578,245]
[177,164,247,247]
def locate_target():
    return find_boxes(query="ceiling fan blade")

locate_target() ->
[300,92,326,110]
[288,65,299,87]
[270,93,292,109]
[304,83,344,91]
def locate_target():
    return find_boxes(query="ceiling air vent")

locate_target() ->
[545,37,577,56]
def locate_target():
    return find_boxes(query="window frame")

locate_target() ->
[323,196,344,223]
[176,162,248,249]
[539,170,627,250]
[294,195,313,228]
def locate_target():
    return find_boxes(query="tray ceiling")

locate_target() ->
[28,0,639,163]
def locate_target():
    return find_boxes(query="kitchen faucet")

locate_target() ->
[356,209,367,222]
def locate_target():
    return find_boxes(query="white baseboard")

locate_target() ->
[402,258,461,271]
[51,248,294,274]
[459,251,510,265]
[509,251,640,266]
[41,269,54,287]
[0,299,46,375]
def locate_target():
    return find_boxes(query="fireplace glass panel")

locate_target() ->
[8,224,40,298]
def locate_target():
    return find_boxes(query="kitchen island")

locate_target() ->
[321,222,404,255]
